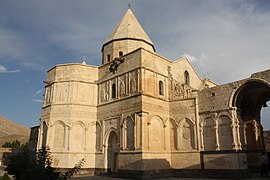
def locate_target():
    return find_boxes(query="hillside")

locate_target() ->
[0,116,30,146]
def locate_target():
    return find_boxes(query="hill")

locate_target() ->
[0,116,30,146]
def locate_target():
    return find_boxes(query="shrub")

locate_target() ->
[5,146,85,180]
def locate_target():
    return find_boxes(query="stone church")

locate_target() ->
[37,8,270,178]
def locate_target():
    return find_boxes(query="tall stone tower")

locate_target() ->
[101,9,155,64]
[37,64,98,168]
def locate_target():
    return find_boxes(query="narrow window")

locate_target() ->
[112,83,116,99]
[184,71,190,85]
[119,51,123,57]
[107,54,111,62]
[159,81,164,96]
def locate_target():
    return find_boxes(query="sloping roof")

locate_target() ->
[105,9,153,45]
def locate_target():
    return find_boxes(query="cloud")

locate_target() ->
[31,99,43,103]
[0,65,20,73]
[182,54,198,62]
[35,89,43,95]
[0,0,269,82]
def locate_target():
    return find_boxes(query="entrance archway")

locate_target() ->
[233,80,270,169]
[107,130,119,172]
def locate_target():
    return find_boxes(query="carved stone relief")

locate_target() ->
[130,71,138,94]
[104,117,120,134]
[179,119,195,150]
[120,81,126,97]
[99,82,108,103]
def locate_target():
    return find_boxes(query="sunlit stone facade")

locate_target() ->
[37,8,270,178]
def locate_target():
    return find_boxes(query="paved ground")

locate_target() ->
[71,173,269,180]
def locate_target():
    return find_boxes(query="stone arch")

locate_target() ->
[53,120,66,150]
[179,118,195,150]
[148,116,163,151]
[105,129,119,172]
[125,116,135,150]
[41,121,48,147]
[203,117,216,151]
[231,80,270,150]
[70,121,86,151]
[218,115,233,150]
[95,121,102,152]
[167,119,178,150]
[104,128,119,146]
[148,115,165,126]
[230,79,270,108]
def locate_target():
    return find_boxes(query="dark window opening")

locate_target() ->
[119,51,123,57]
[107,54,111,62]
[112,83,116,99]
[184,71,190,85]
[159,81,164,96]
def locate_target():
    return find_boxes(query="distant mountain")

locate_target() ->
[0,116,30,146]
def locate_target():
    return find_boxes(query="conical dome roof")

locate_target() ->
[105,9,154,48]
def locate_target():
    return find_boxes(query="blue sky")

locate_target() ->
[0,0,270,128]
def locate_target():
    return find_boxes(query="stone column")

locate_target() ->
[213,113,220,150]
[135,112,145,150]
[232,108,243,150]
[65,125,70,151]
[199,122,204,150]
[176,126,180,150]
[163,124,166,150]
[137,69,141,93]
[37,126,42,149]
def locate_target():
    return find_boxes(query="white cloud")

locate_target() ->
[35,89,43,95]
[182,53,198,62]
[31,99,43,103]
[0,65,20,73]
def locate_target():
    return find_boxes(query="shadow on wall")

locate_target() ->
[114,152,252,179]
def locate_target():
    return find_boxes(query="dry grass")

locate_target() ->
[0,116,30,146]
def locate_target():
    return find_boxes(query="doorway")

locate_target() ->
[107,131,119,172]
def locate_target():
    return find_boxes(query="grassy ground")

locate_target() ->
[0,173,11,180]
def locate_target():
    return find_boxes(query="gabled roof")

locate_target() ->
[105,9,154,46]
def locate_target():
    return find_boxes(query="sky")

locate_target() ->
[0,0,270,129]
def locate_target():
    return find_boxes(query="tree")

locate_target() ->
[5,146,85,180]
[2,140,21,148]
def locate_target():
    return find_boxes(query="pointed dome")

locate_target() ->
[105,9,154,49]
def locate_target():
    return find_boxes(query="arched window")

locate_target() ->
[42,121,47,147]
[159,81,164,96]
[96,122,102,151]
[119,51,123,57]
[53,121,65,150]
[184,71,190,85]
[126,117,134,150]
[107,54,111,62]
[112,83,116,99]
